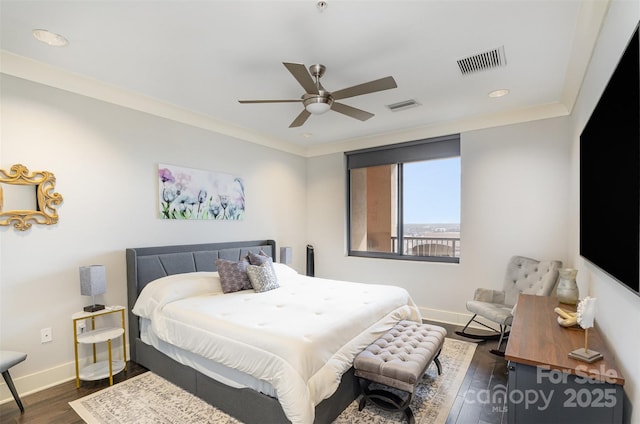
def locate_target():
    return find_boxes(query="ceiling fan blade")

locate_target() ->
[289,109,311,128]
[238,99,302,104]
[283,62,319,95]
[331,102,374,121]
[331,76,397,100]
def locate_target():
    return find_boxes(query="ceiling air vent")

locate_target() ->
[386,99,422,112]
[457,46,506,75]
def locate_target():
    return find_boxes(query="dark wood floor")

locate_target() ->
[440,321,509,424]
[0,321,508,424]
[0,361,148,424]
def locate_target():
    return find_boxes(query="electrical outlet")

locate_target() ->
[41,327,52,343]
[77,321,86,334]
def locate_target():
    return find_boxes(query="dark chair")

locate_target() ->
[0,350,27,413]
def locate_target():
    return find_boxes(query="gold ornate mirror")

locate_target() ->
[0,164,63,231]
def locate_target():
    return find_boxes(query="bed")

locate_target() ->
[126,240,421,423]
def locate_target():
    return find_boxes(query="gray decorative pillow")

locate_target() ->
[246,263,279,293]
[216,258,252,293]
[248,250,277,280]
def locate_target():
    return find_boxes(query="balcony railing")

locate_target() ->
[391,236,460,258]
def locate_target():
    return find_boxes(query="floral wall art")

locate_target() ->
[158,164,245,220]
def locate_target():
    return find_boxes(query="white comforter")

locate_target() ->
[132,264,421,424]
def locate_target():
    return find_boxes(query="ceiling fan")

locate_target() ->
[238,62,397,128]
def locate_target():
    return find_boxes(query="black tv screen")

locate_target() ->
[580,23,640,296]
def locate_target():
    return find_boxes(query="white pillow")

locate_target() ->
[132,272,222,319]
[271,263,299,282]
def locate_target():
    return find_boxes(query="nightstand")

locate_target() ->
[72,306,127,388]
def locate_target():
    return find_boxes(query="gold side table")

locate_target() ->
[72,306,127,388]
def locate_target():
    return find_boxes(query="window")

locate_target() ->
[346,134,461,262]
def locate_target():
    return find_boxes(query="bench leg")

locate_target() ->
[358,378,414,424]
[405,406,415,424]
[433,348,443,375]
[358,378,368,411]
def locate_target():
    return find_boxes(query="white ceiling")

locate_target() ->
[0,1,609,156]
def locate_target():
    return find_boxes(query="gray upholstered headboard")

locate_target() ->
[126,239,276,361]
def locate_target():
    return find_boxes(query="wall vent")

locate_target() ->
[386,99,421,112]
[457,46,506,75]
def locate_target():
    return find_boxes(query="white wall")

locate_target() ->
[306,116,571,323]
[568,0,640,422]
[0,74,308,399]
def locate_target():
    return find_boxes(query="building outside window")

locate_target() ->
[346,134,461,263]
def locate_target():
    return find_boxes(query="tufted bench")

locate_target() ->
[354,320,447,423]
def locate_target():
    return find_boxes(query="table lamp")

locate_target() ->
[80,265,106,312]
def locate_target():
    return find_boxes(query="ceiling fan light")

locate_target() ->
[306,102,331,114]
[304,97,332,115]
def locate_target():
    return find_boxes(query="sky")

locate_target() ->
[403,157,461,224]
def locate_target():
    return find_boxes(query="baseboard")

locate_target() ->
[0,344,132,406]
[0,360,75,405]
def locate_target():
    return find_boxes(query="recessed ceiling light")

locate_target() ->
[488,89,510,98]
[302,132,313,138]
[32,29,69,47]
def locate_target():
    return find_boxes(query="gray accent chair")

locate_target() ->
[457,255,562,355]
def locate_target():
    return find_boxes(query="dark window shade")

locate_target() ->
[346,134,460,169]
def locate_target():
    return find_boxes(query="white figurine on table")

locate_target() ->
[568,296,603,363]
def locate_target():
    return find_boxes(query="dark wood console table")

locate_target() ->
[505,294,625,423]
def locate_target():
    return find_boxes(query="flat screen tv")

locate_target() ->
[580,23,640,297]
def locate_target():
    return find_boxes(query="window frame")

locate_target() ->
[346,134,461,263]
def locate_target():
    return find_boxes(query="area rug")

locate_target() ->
[70,338,476,424]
